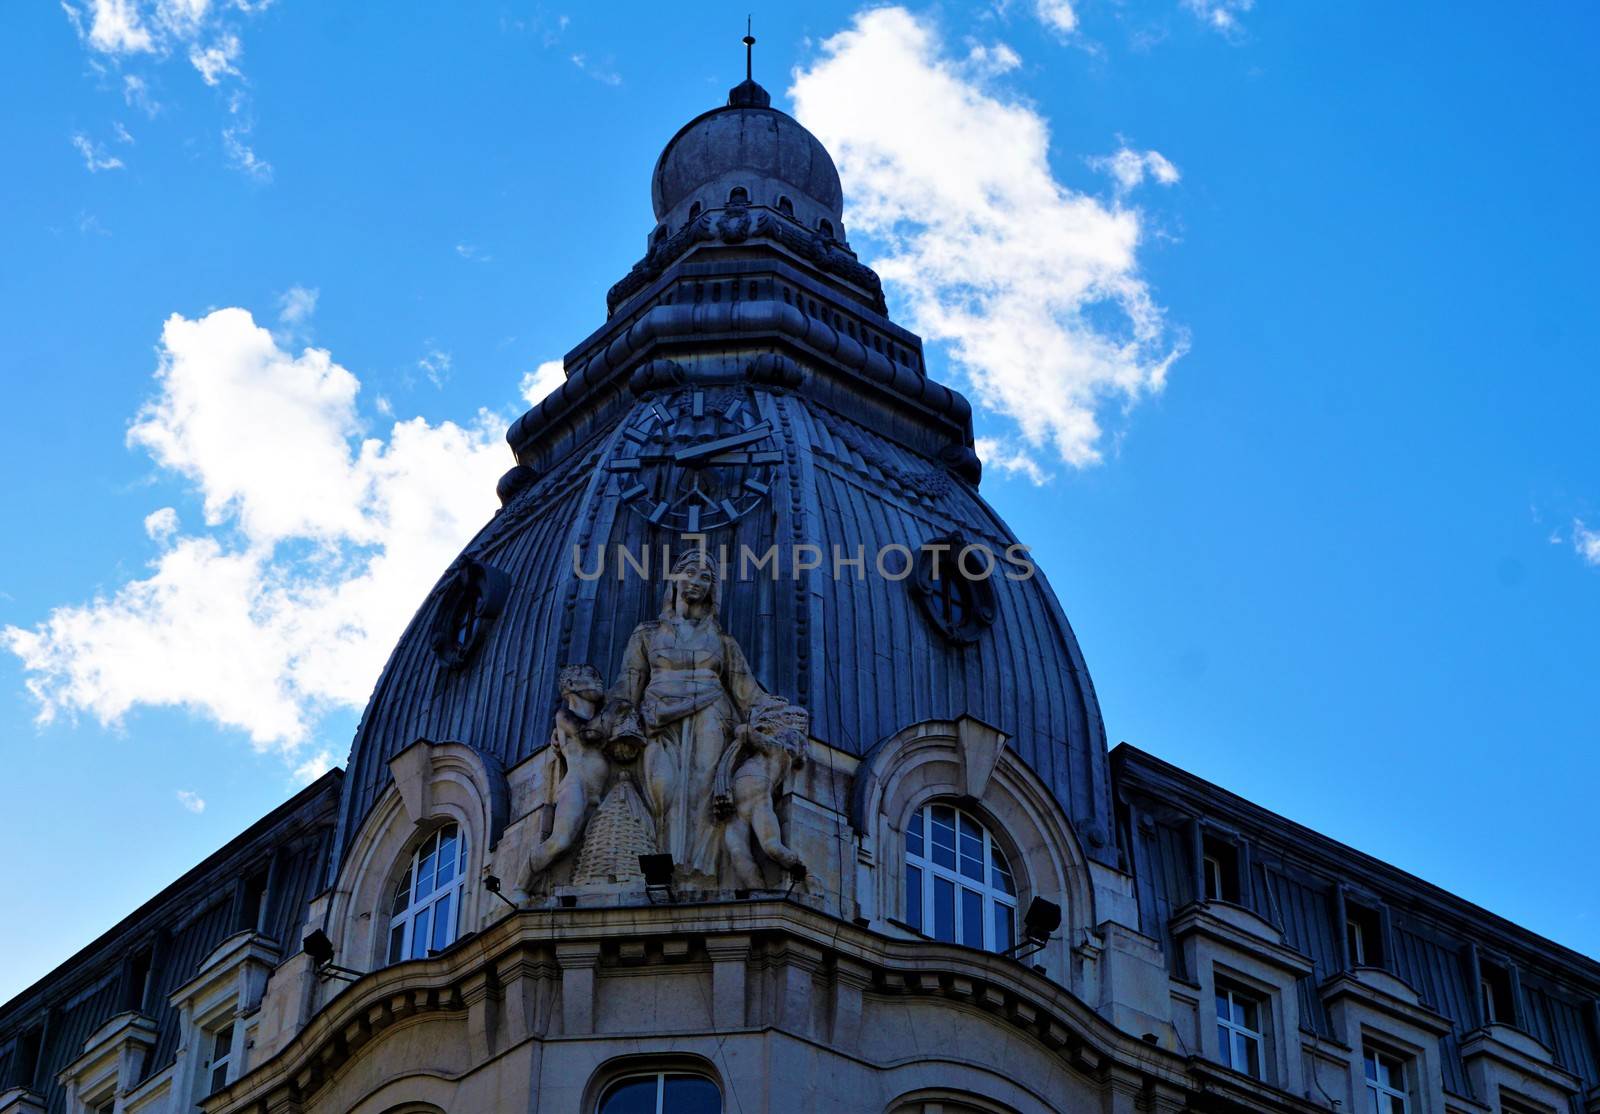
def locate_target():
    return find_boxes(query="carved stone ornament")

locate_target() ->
[911,532,998,645]
[521,550,811,893]
[429,558,510,668]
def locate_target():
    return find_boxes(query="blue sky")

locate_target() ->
[2,0,1597,1001]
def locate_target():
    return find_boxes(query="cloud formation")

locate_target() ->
[1575,521,1600,568]
[519,360,566,408]
[176,789,206,813]
[790,7,1185,474]
[71,133,126,173]
[3,308,512,762]
[1183,0,1254,35]
[63,1,272,179]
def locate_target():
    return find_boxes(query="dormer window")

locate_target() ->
[1201,834,1240,903]
[387,823,468,963]
[1479,959,1515,1025]
[1346,902,1384,967]
[727,186,749,205]
[776,195,794,217]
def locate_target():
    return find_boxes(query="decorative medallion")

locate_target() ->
[607,387,781,533]
[911,532,998,644]
[429,558,510,668]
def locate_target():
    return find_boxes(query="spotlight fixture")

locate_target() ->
[1022,898,1062,944]
[301,929,361,983]
[1002,897,1063,962]
[483,873,520,912]
[638,853,675,903]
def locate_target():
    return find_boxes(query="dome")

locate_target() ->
[650,79,844,224]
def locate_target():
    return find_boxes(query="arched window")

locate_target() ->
[776,195,794,217]
[727,186,749,205]
[688,201,702,221]
[387,823,468,963]
[597,1072,720,1114]
[818,218,835,239]
[904,803,1016,952]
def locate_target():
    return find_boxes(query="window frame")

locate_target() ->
[386,822,470,965]
[205,1019,235,1096]
[1363,1044,1411,1114]
[902,801,1019,954]
[1215,982,1267,1080]
[596,1070,722,1114]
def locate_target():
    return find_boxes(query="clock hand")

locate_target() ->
[672,422,773,464]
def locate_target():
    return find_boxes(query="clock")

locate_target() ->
[608,388,782,533]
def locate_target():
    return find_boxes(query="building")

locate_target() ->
[4,67,1598,1114]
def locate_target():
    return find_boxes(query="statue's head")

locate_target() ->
[558,663,605,701]
[660,548,721,619]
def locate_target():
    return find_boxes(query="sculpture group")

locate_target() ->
[521,550,809,894]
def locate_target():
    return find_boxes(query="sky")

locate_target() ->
[2,0,1597,1002]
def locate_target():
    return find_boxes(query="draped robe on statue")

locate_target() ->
[614,613,768,881]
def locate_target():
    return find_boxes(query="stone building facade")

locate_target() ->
[4,74,1598,1114]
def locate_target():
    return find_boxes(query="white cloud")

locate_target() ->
[519,360,565,408]
[1575,520,1600,568]
[1035,0,1078,35]
[143,506,180,540]
[188,32,240,85]
[222,125,271,181]
[1183,0,1254,35]
[176,788,206,813]
[455,242,492,263]
[569,53,622,86]
[276,284,318,326]
[418,345,452,388]
[113,121,135,144]
[65,1,271,172]
[791,8,1185,470]
[292,749,335,784]
[3,307,511,757]
[65,0,156,54]
[71,133,125,172]
[975,437,1050,486]
[1090,145,1182,194]
[123,74,160,116]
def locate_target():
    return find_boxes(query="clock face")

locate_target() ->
[608,388,781,533]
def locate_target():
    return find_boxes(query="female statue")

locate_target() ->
[612,549,770,881]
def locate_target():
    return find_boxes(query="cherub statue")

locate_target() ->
[714,695,811,890]
[521,664,612,888]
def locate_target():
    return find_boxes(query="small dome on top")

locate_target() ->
[650,79,845,224]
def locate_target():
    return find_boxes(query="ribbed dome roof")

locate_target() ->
[650,79,844,222]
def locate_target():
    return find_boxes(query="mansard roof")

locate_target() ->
[0,773,341,1105]
[1113,744,1600,1099]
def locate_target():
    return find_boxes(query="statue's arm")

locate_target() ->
[612,623,652,706]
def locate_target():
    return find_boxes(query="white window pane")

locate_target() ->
[410,906,432,959]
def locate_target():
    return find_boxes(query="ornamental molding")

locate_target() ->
[199,901,1205,1114]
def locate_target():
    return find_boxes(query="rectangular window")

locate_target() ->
[1363,1046,1410,1114]
[1201,835,1240,903]
[206,1021,235,1095]
[1215,984,1265,1079]
[1479,961,1515,1025]
[1346,904,1384,968]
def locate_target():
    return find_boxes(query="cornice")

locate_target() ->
[210,900,1227,1114]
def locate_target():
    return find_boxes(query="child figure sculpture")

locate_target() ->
[521,664,611,888]
[715,696,811,890]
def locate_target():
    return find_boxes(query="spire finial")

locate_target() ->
[743,16,756,82]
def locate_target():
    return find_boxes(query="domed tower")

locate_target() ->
[329,73,1114,895]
